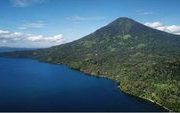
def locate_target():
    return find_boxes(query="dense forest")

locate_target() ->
[2,17,180,111]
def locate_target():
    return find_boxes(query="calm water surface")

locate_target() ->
[0,57,167,112]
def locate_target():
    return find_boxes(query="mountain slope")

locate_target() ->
[3,17,180,111]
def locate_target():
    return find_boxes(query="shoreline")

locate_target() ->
[27,58,174,112]
[34,57,172,112]
[140,96,171,112]
[116,86,171,112]
[64,63,171,112]
[0,56,172,112]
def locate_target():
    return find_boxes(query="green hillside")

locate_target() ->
[3,17,180,111]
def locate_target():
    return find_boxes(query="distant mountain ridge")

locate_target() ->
[0,47,38,52]
[2,17,180,111]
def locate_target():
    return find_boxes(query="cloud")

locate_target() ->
[0,29,65,48]
[17,21,45,30]
[26,34,63,43]
[139,12,153,15]
[0,30,9,34]
[66,16,106,21]
[136,10,154,15]
[10,0,45,7]
[144,22,180,35]
[145,22,162,28]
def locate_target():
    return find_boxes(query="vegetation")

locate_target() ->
[2,17,180,111]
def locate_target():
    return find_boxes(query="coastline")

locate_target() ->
[34,58,173,112]
[139,96,171,112]
[0,56,172,112]
[61,62,171,112]
[116,85,171,112]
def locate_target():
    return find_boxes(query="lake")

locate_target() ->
[0,57,167,112]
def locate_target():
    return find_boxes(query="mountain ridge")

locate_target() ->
[2,17,180,111]
[0,47,38,52]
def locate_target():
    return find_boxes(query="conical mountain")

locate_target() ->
[36,17,179,59]
[3,17,180,111]
[49,17,180,56]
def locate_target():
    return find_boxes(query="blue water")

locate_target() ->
[0,57,166,112]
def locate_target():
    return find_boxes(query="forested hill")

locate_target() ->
[2,17,180,111]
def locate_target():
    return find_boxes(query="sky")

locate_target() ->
[0,0,180,48]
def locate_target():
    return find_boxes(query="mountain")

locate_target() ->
[2,17,180,111]
[0,47,38,53]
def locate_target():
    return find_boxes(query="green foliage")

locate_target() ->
[136,43,146,49]
[122,34,131,40]
[83,40,96,48]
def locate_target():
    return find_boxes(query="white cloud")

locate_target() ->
[66,16,106,21]
[0,29,65,48]
[10,0,45,7]
[136,10,154,15]
[145,22,162,28]
[26,34,63,43]
[0,30,9,34]
[17,21,45,30]
[140,12,153,15]
[144,22,180,35]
